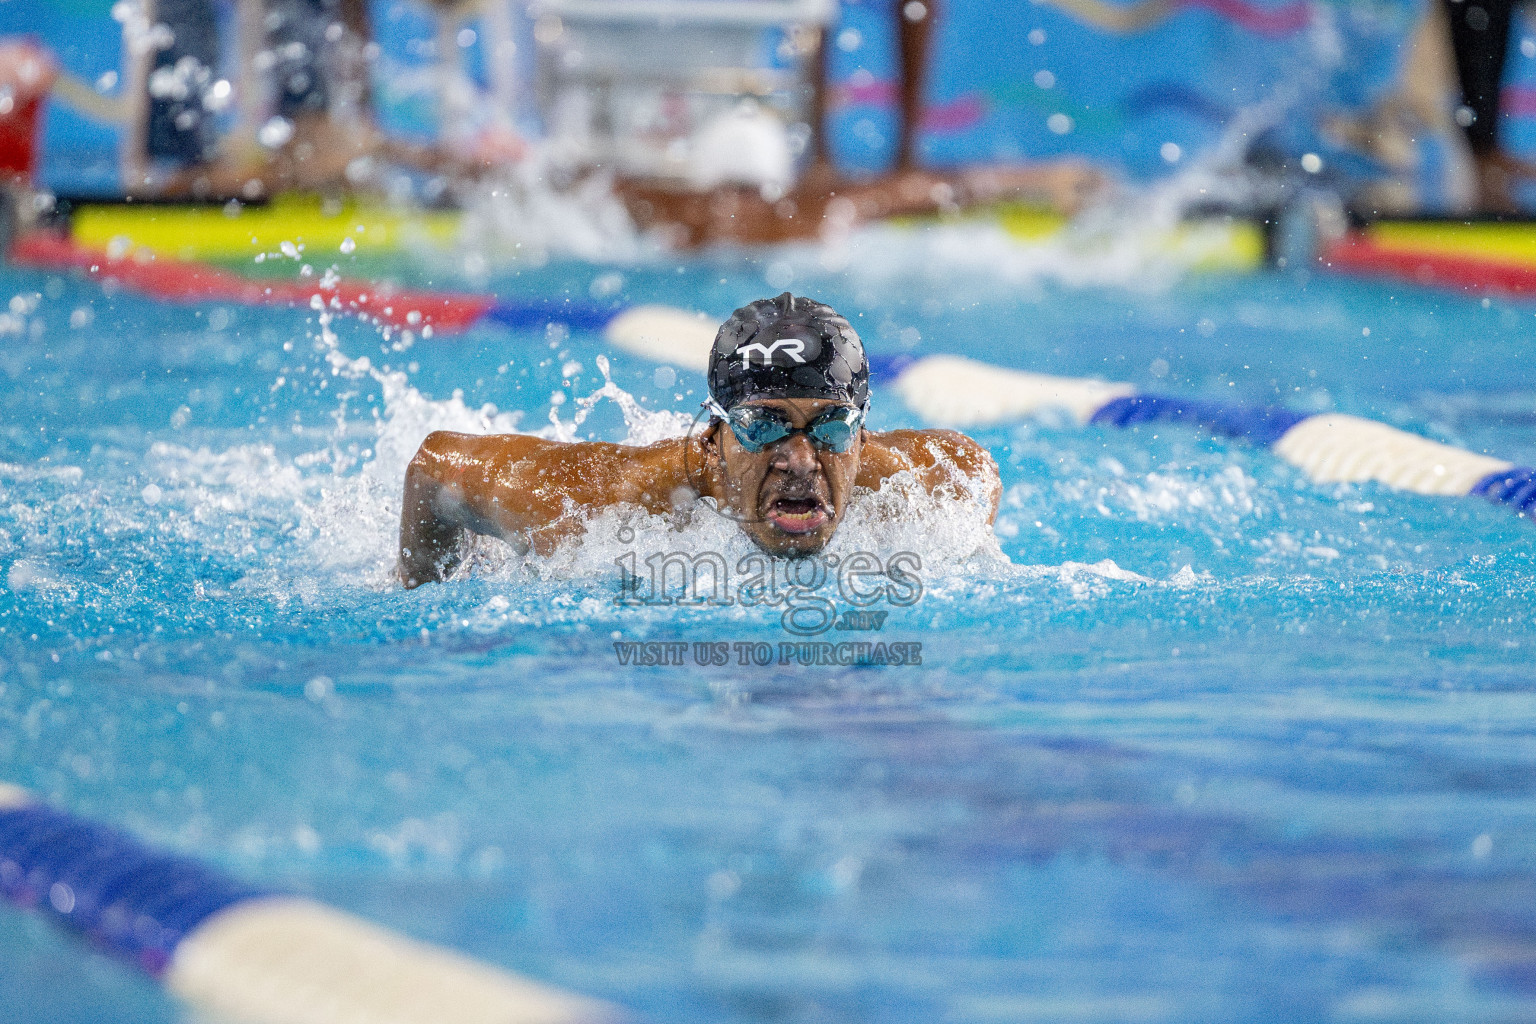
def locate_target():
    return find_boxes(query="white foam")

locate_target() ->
[453,463,1006,607]
[1168,565,1215,587]
[0,461,85,484]
[1047,462,1261,526]
[993,558,1155,603]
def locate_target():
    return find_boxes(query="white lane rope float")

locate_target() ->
[602,306,1536,518]
[23,243,1529,516]
[0,785,616,1024]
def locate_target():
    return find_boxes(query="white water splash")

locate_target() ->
[538,355,694,445]
[451,148,653,275]
[1055,462,1262,525]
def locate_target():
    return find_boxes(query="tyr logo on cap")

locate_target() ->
[737,337,806,366]
[734,327,822,368]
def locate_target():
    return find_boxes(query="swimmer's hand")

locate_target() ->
[397,441,472,588]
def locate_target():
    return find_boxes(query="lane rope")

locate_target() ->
[10,234,1529,519]
[600,309,1535,520]
[8,233,613,336]
[0,787,614,1024]
[1320,232,1536,296]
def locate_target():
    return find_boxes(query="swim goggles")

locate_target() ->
[705,398,866,453]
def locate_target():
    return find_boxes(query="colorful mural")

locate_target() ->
[6,0,1536,214]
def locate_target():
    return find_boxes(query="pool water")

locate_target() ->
[2,223,1535,1023]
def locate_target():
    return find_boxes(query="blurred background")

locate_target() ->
[8,0,1536,243]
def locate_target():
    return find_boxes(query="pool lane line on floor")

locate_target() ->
[0,786,618,1024]
[11,233,1532,520]
[605,307,1536,520]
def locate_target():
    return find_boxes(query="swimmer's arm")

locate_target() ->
[856,429,1002,523]
[398,431,692,587]
[400,432,527,587]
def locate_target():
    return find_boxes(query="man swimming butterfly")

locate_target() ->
[398,293,1001,587]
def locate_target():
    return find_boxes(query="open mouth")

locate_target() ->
[766,497,829,534]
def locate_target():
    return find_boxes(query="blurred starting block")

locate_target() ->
[531,0,835,188]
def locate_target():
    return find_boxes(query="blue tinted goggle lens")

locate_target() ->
[726,405,862,453]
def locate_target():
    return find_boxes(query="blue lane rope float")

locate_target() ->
[0,784,614,1024]
[600,307,1536,520]
[1085,394,1309,447]
[0,795,265,975]
[11,233,1525,523]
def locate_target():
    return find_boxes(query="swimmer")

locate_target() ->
[397,293,1001,587]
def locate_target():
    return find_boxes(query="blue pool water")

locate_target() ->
[2,223,1535,1022]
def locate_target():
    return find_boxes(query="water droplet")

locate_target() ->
[257,115,294,148]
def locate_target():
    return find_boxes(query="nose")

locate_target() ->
[770,432,819,476]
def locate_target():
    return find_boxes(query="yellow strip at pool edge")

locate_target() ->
[72,196,461,260]
[1365,221,1536,267]
[994,203,1262,271]
[995,204,1068,240]
[72,194,1264,271]
[1168,219,1265,272]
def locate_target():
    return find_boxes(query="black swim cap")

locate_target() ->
[708,293,868,410]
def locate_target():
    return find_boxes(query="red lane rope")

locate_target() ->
[1319,233,1536,296]
[8,233,496,333]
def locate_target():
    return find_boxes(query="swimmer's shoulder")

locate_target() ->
[864,428,997,478]
[416,430,546,460]
[412,430,558,480]
[861,428,1000,519]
